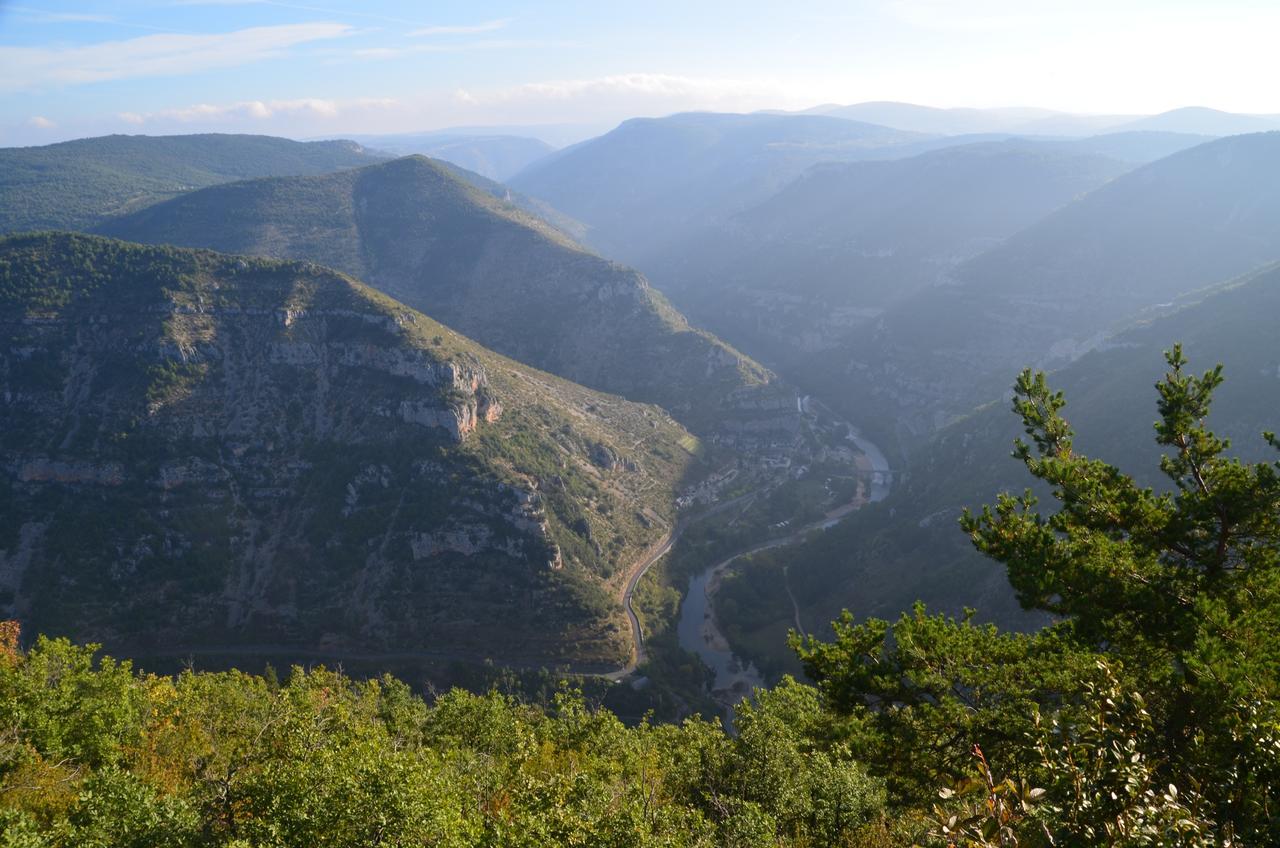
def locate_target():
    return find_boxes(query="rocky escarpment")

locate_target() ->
[0,234,695,666]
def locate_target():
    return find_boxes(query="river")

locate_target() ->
[675,417,893,707]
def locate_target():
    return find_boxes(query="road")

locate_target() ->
[600,485,770,681]
[601,530,677,681]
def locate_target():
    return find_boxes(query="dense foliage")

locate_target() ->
[2,352,1275,846]
[0,630,887,847]
[795,349,1280,845]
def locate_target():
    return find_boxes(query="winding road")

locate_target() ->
[601,531,676,680]
[601,486,772,681]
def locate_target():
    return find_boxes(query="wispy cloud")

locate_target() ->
[3,4,195,33]
[409,18,513,37]
[6,6,117,24]
[0,22,352,92]
[118,96,396,125]
[26,116,56,129]
[172,0,459,28]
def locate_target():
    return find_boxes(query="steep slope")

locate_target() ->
[646,142,1127,367]
[719,262,1280,675]
[508,112,922,263]
[823,131,1280,442]
[0,133,387,233]
[0,233,700,668]
[100,156,776,436]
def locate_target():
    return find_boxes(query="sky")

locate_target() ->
[2,0,1279,146]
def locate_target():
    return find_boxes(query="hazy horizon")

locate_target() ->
[4,0,1280,146]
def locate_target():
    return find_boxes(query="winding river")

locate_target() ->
[675,418,893,703]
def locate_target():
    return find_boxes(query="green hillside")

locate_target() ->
[0,134,387,234]
[3,354,1277,843]
[99,155,775,436]
[0,232,700,668]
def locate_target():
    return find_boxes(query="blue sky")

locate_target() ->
[2,0,1278,145]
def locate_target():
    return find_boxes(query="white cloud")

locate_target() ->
[0,22,352,92]
[26,116,56,128]
[409,18,513,37]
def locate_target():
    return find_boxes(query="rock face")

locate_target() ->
[0,233,695,666]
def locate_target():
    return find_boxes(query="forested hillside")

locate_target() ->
[0,134,386,234]
[821,131,1280,442]
[0,233,698,668]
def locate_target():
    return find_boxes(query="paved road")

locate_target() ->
[601,530,678,681]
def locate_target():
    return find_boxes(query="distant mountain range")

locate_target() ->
[6,116,1277,685]
[800,101,1070,135]
[793,102,1280,138]
[645,141,1130,368]
[1107,106,1280,136]
[509,112,923,264]
[0,232,700,667]
[342,132,556,181]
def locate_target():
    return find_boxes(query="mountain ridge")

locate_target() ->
[99,154,780,438]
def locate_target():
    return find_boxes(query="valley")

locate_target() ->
[7,7,1280,842]
[6,120,1280,714]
